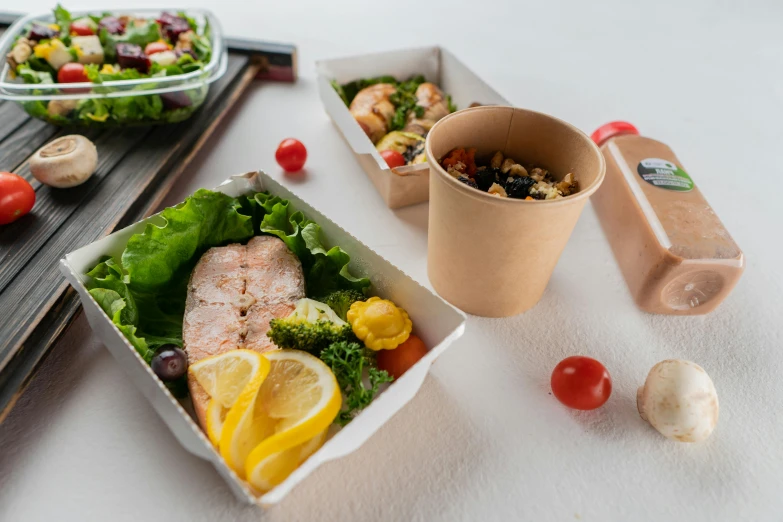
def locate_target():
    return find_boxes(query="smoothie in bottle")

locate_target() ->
[590,121,743,315]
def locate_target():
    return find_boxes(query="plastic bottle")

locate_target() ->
[590,121,744,315]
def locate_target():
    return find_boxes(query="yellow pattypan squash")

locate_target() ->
[347,297,412,351]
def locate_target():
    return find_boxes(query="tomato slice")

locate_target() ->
[0,172,35,225]
[550,356,612,410]
[275,139,307,172]
[377,334,428,379]
[70,21,95,36]
[380,149,406,169]
[58,63,89,84]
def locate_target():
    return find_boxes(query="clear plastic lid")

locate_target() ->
[0,8,226,101]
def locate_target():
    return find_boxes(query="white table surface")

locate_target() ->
[2,0,782,520]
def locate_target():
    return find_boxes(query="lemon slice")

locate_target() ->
[189,350,270,446]
[220,350,341,482]
[246,428,329,493]
[206,399,228,446]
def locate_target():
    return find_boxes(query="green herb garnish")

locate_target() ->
[387,74,426,131]
[321,341,393,425]
[336,75,397,107]
[446,94,457,113]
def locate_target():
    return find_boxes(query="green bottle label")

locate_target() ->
[636,158,694,192]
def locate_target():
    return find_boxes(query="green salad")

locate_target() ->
[5,5,213,125]
[85,189,393,424]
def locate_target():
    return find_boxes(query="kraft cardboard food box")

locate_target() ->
[317,46,510,208]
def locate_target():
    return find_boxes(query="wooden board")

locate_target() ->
[0,19,298,422]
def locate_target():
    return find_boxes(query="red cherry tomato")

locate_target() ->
[144,42,170,56]
[377,334,428,379]
[57,63,89,84]
[380,149,406,169]
[0,172,35,225]
[70,21,95,36]
[275,139,307,172]
[551,356,612,410]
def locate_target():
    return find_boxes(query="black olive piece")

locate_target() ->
[457,176,478,189]
[474,169,498,192]
[403,141,425,164]
[506,176,536,199]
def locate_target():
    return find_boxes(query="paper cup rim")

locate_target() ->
[425,106,606,207]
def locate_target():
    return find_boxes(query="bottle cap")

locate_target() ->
[591,121,639,146]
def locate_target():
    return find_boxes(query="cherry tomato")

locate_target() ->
[57,63,89,84]
[380,149,406,169]
[144,42,170,56]
[0,172,35,225]
[377,334,428,379]
[551,356,612,410]
[70,21,95,36]
[275,138,307,172]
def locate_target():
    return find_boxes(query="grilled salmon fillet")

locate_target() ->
[183,236,305,429]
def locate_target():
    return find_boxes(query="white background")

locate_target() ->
[2,0,782,520]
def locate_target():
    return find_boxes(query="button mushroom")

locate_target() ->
[29,135,98,188]
[637,359,719,442]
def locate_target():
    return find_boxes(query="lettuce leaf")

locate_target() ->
[87,258,186,400]
[86,258,154,362]
[122,189,255,291]
[246,193,370,296]
[101,21,161,61]
[16,66,53,84]
[53,4,72,45]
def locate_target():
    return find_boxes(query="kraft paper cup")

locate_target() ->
[426,106,606,317]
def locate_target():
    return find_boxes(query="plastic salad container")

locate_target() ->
[0,7,226,126]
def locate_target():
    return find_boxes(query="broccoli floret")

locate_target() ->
[267,319,356,356]
[318,289,366,321]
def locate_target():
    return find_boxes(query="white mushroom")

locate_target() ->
[637,359,719,442]
[29,135,98,188]
[47,99,78,117]
[11,39,32,64]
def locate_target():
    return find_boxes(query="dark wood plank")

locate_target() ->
[0,54,251,370]
[0,128,151,293]
[0,118,60,172]
[0,101,31,143]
